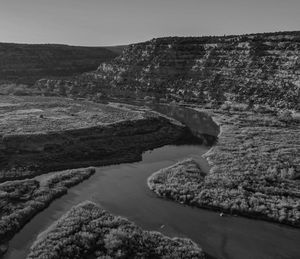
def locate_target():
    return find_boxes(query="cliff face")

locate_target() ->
[0,96,197,182]
[0,114,191,182]
[0,43,124,84]
[35,31,300,109]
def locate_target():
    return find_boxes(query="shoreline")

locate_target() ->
[26,201,206,259]
[147,109,300,228]
[1,112,193,183]
[200,110,223,166]
[0,167,96,256]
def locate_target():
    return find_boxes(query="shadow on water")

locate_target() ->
[148,103,219,147]
[3,103,300,259]
[149,103,220,137]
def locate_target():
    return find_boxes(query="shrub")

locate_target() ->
[221,102,231,111]
[278,109,293,123]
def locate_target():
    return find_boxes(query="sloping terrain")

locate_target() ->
[0,42,124,84]
[35,31,300,109]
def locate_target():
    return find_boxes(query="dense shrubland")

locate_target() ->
[27,201,205,259]
[0,43,122,84]
[148,110,300,226]
[0,167,95,254]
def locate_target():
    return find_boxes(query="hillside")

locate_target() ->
[35,31,300,109]
[0,43,124,84]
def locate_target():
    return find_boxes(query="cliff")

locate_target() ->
[0,96,193,182]
[35,31,300,109]
[0,42,124,84]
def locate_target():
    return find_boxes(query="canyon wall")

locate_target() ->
[0,115,194,182]
[35,31,300,109]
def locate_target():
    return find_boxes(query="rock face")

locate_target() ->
[35,31,300,109]
[0,116,190,182]
[0,96,193,182]
[0,43,123,84]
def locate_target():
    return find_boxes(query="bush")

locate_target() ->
[221,102,231,111]
[278,109,293,123]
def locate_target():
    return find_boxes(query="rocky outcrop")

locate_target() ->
[0,43,123,84]
[35,31,300,109]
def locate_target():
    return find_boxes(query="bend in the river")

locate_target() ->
[4,105,300,259]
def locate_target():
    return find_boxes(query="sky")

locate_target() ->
[0,0,299,46]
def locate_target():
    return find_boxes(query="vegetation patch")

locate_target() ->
[0,42,122,84]
[27,201,205,259]
[0,167,95,255]
[148,110,300,227]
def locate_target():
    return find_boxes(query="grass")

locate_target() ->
[148,109,300,227]
[27,201,205,259]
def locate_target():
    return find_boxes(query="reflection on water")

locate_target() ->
[149,103,219,137]
[3,105,300,259]
[149,104,219,146]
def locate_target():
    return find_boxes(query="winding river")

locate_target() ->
[3,105,300,259]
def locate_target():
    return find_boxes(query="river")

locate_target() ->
[3,105,300,259]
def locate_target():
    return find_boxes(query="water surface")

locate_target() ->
[4,105,300,259]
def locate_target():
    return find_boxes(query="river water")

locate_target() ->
[3,105,300,259]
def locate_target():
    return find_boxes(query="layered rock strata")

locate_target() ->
[35,31,300,109]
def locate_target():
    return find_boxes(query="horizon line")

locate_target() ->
[0,29,299,48]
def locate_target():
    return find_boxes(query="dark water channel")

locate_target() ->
[3,105,300,259]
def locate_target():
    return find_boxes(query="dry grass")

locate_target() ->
[0,96,144,135]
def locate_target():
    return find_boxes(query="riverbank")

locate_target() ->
[0,96,193,182]
[3,105,300,259]
[148,109,300,227]
[27,201,205,259]
[0,167,95,256]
